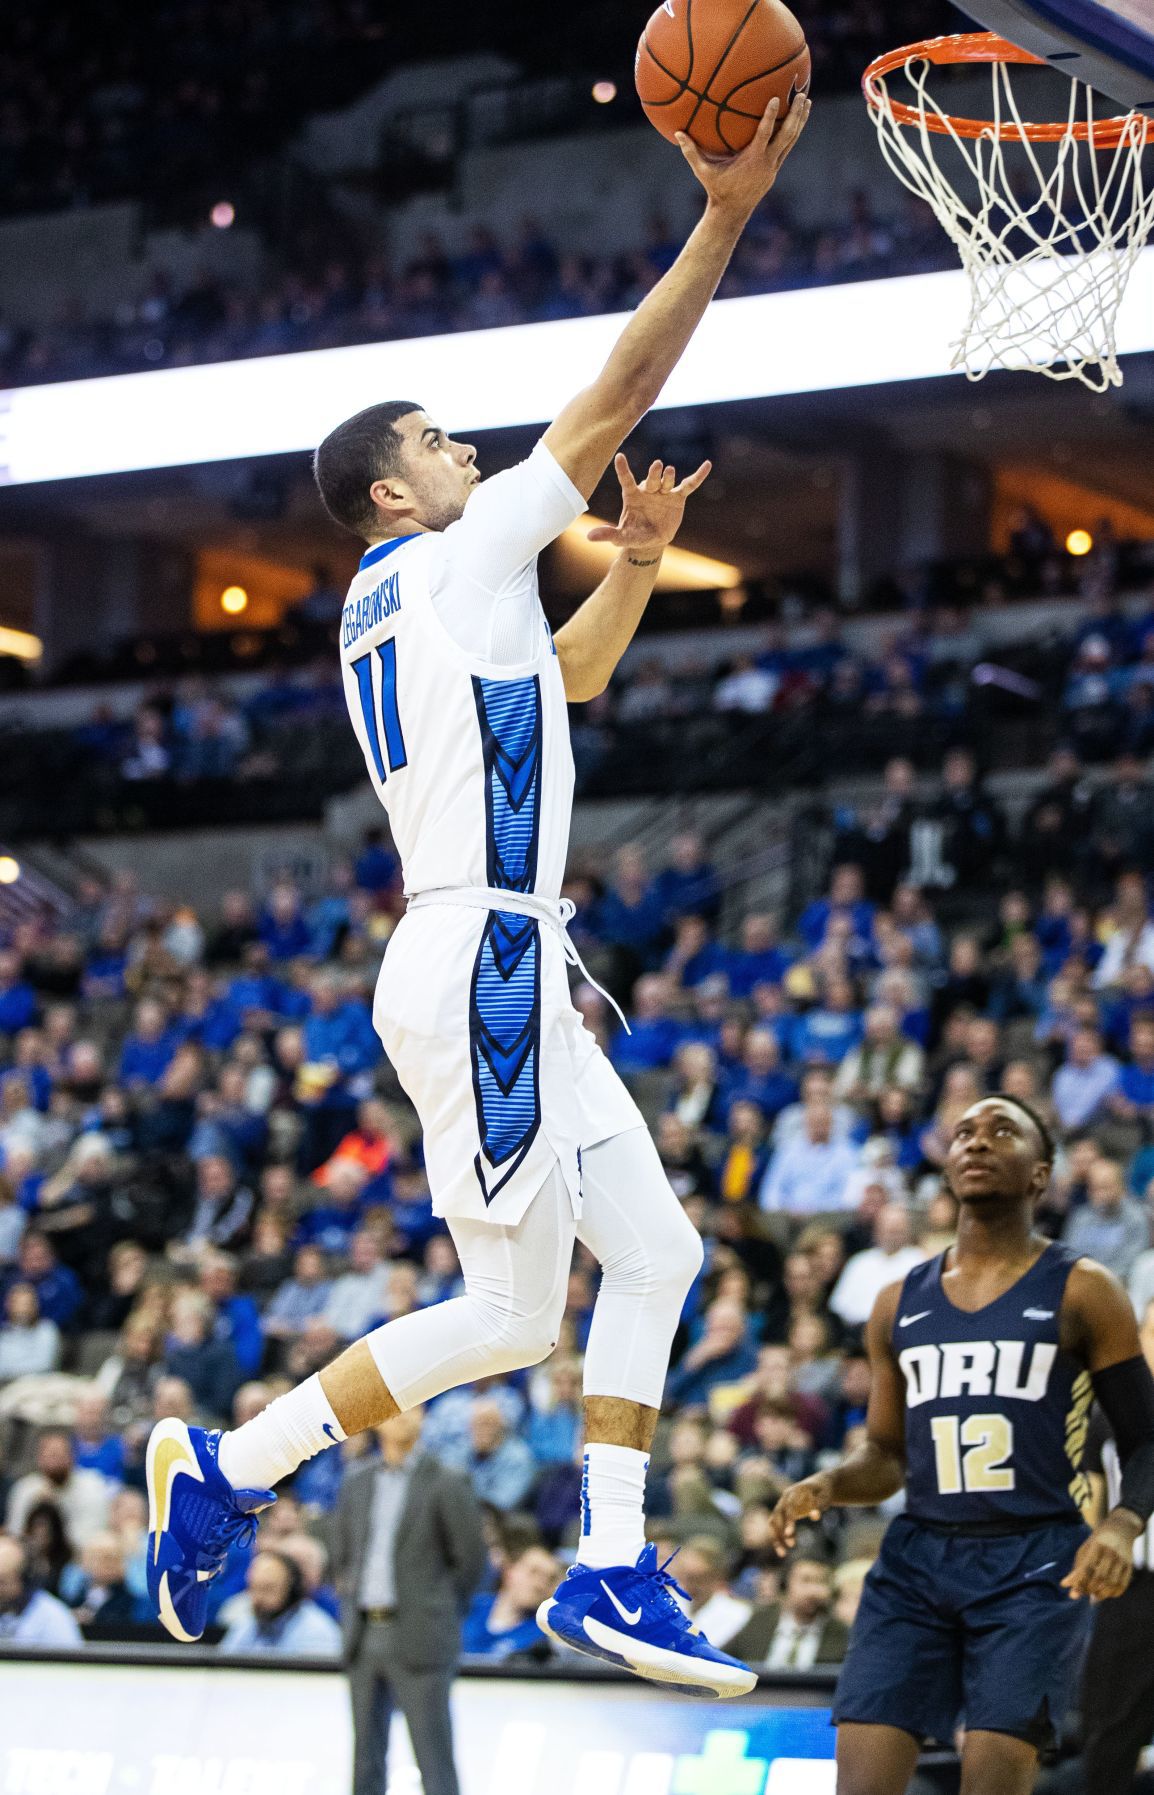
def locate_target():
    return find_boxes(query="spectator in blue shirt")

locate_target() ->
[187,1062,268,1173]
[173,970,243,1054]
[224,945,288,1031]
[83,925,129,1001]
[459,1399,536,1511]
[71,1388,126,1482]
[302,977,379,1084]
[722,1028,797,1124]
[665,915,730,989]
[461,1543,559,1660]
[2,1231,83,1329]
[653,832,723,928]
[294,1160,368,1256]
[609,973,683,1074]
[1110,1014,1154,1120]
[299,975,379,1167]
[263,1244,333,1342]
[665,1298,759,1408]
[594,845,666,975]
[219,1550,342,1658]
[0,951,38,1038]
[117,998,178,1087]
[798,864,876,956]
[526,1357,582,1467]
[727,912,793,997]
[199,1252,263,1380]
[307,860,356,959]
[1051,1024,1120,1131]
[792,975,864,1067]
[163,1290,241,1423]
[259,882,313,962]
[354,827,399,896]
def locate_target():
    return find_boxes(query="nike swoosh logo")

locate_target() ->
[322,1423,339,1445]
[1023,1308,1054,1320]
[150,1432,202,1564]
[600,1581,642,1627]
[899,1311,931,1328]
[1025,1560,1058,1577]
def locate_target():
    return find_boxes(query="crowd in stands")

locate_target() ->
[0,190,951,391]
[0,725,1153,1704]
[29,558,1154,837]
[0,0,960,223]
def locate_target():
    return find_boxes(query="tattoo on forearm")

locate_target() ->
[627,554,662,568]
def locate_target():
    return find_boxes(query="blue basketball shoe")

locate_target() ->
[537,1544,757,1698]
[146,1418,273,1642]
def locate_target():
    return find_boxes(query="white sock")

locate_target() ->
[575,1443,649,1569]
[216,1374,346,1491]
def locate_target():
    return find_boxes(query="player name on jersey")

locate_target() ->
[900,1340,1057,1408]
[342,569,403,649]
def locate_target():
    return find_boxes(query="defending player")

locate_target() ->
[145,94,810,1697]
[770,1094,1154,1795]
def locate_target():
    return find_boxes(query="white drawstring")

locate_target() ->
[407,886,631,1034]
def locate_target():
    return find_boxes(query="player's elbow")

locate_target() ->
[558,647,606,703]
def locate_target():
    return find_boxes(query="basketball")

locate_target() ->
[635,0,811,156]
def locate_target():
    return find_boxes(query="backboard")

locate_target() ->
[959,0,1154,110]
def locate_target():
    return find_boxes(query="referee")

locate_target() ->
[1083,1295,1154,1795]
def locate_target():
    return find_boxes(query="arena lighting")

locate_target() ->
[210,201,235,229]
[0,856,20,883]
[220,584,249,614]
[0,625,42,660]
[564,515,742,589]
[592,79,617,103]
[1066,528,1094,556]
[3,252,1154,486]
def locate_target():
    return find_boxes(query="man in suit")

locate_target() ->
[728,1554,849,1669]
[330,1407,487,1795]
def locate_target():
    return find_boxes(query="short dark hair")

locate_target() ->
[997,1093,1055,1165]
[313,400,423,539]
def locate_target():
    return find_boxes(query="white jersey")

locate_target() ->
[338,441,583,900]
[338,441,642,1225]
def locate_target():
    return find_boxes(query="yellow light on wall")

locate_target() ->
[0,627,42,662]
[1066,528,1094,556]
[0,857,21,884]
[220,585,249,615]
[559,517,742,592]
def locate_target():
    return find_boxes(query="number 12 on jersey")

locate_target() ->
[352,639,407,782]
[931,1414,1015,1493]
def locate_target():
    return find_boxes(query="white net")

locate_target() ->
[867,52,1154,391]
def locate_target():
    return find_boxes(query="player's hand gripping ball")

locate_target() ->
[636,0,811,156]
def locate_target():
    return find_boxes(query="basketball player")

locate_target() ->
[770,1093,1154,1795]
[146,92,810,1697]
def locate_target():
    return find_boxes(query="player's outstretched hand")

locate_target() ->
[1061,1513,1141,1602]
[587,453,711,557]
[769,1473,834,1557]
[676,90,812,222]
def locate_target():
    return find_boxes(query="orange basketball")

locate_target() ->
[636,0,811,156]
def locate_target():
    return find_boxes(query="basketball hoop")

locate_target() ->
[862,32,1154,390]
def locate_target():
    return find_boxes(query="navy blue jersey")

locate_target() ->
[894,1242,1092,1525]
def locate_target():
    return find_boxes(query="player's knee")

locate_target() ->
[646,1209,705,1299]
[600,1209,704,1304]
[474,1300,563,1375]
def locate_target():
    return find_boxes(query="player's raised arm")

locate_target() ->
[554,453,710,701]
[1061,1259,1154,1601]
[769,1282,907,1556]
[543,91,810,500]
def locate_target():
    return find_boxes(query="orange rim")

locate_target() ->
[862,31,1149,144]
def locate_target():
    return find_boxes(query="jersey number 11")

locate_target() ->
[352,639,408,783]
